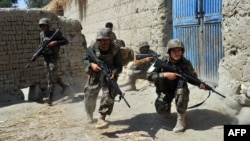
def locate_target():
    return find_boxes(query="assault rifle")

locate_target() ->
[136,54,161,60]
[86,47,131,108]
[153,59,226,98]
[25,29,60,68]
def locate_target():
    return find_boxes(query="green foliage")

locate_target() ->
[25,0,51,8]
[0,0,17,8]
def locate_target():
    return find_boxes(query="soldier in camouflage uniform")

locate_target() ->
[105,22,126,48]
[147,39,206,132]
[83,28,123,129]
[125,41,157,91]
[38,18,69,106]
[105,22,117,41]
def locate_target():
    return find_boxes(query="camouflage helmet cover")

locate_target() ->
[39,18,50,27]
[167,39,185,53]
[136,41,149,53]
[137,41,149,48]
[96,28,111,41]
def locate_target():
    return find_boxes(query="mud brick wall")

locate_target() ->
[0,8,87,95]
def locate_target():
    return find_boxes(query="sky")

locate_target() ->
[17,0,27,8]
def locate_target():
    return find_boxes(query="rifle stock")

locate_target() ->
[87,48,131,108]
[25,29,60,68]
[153,59,226,98]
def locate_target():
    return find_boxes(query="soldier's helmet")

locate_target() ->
[136,41,150,53]
[167,39,185,53]
[137,41,149,49]
[39,18,50,27]
[96,28,111,41]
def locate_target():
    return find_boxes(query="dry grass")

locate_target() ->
[43,0,69,15]
[43,0,86,16]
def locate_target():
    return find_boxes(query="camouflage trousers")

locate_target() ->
[155,87,190,115]
[44,56,63,93]
[127,70,148,87]
[84,80,117,116]
[45,61,58,93]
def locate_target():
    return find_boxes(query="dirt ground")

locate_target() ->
[0,73,233,141]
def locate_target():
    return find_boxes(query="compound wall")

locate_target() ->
[0,9,86,100]
[63,0,172,50]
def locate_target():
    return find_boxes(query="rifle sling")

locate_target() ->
[188,91,211,109]
[108,83,115,99]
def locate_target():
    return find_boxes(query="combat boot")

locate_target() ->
[96,114,109,129]
[43,92,53,106]
[164,104,171,117]
[173,113,186,133]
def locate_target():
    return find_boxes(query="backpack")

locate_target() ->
[114,39,134,66]
[120,47,134,66]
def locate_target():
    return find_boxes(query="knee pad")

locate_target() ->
[175,88,189,113]
[49,63,55,71]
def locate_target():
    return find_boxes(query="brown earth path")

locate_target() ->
[0,73,232,141]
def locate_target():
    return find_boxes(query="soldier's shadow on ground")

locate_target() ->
[53,85,85,104]
[101,109,234,139]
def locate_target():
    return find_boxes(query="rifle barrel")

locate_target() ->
[121,95,131,108]
[212,89,226,98]
[25,62,31,68]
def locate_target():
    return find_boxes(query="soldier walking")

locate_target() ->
[83,28,123,129]
[38,18,69,106]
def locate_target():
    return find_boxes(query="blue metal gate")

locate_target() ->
[173,0,224,84]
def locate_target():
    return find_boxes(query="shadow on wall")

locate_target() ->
[0,88,25,107]
[0,84,85,108]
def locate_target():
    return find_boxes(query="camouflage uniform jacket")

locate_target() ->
[132,49,157,72]
[39,29,68,57]
[147,55,198,93]
[83,41,123,82]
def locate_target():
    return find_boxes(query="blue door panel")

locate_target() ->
[173,0,224,84]
[173,26,200,75]
[173,0,199,26]
[203,0,222,23]
[203,23,223,82]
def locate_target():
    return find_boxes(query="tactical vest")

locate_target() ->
[92,42,119,69]
[40,29,60,55]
